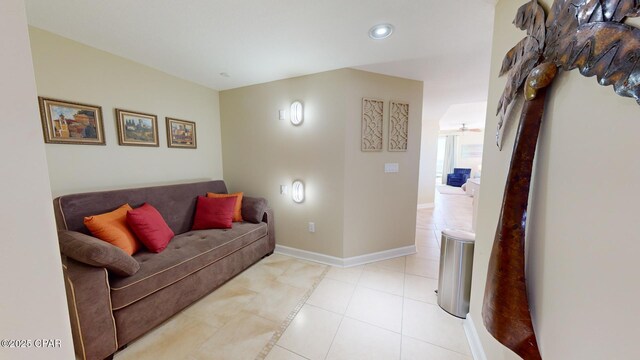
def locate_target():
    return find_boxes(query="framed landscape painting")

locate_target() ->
[38,97,105,145]
[115,109,159,147]
[166,117,197,149]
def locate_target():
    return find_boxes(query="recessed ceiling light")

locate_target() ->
[368,24,394,40]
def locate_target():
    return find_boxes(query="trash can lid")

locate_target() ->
[442,229,476,242]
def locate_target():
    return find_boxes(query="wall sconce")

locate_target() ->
[292,180,305,203]
[290,101,303,125]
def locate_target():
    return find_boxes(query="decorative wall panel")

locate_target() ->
[361,98,384,151]
[388,101,409,151]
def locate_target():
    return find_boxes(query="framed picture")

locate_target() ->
[38,97,105,145]
[115,109,159,147]
[166,117,197,149]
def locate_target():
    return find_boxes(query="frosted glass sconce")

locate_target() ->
[292,180,305,203]
[290,101,303,125]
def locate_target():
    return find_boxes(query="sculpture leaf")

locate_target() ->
[497,36,541,115]
[548,22,640,103]
[601,0,640,21]
[514,0,546,49]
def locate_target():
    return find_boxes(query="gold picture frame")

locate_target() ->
[166,117,197,149]
[38,97,105,145]
[115,109,159,147]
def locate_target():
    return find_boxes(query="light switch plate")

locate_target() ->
[280,185,289,195]
[279,110,286,120]
[308,222,315,233]
[384,163,399,173]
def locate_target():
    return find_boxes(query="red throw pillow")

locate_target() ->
[192,196,236,230]
[127,203,175,253]
[207,192,243,222]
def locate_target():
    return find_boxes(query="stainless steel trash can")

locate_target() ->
[437,229,475,318]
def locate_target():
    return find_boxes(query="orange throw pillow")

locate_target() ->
[207,192,243,222]
[84,204,141,255]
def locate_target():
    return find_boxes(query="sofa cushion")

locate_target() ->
[109,222,267,310]
[84,204,141,255]
[127,203,175,253]
[58,230,140,276]
[192,196,236,230]
[207,192,244,222]
[241,196,268,224]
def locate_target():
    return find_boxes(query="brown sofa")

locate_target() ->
[53,180,275,360]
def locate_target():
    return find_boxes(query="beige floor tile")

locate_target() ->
[278,261,327,289]
[182,280,258,328]
[413,244,441,260]
[260,253,298,276]
[192,311,278,360]
[364,256,406,273]
[405,256,439,279]
[306,278,356,314]
[243,280,308,323]
[404,274,438,305]
[345,287,403,332]
[115,314,217,360]
[358,267,405,296]
[277,305,342,360]
[402,299,471,356]
[325,265,364,284]
[326,317,401,360]
[401,336,472,360]
[265,345,308,360]
[233,263,280,293]
[416,228,438,242]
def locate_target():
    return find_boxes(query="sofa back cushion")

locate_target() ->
[54,181,228,236]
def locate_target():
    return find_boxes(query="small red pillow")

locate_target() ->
[127,203,175,253]
[192,196,236,230]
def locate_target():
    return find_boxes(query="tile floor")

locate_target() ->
[115,189,473,360]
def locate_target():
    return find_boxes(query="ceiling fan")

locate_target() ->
[459,123,483,132]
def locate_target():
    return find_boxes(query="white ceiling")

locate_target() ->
[438,101,488,130]
[25,0,495,125]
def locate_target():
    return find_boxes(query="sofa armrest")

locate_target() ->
[242,196,268,223]
[262,207,276,252]
[62,257,118,360]
[58,230,140,276]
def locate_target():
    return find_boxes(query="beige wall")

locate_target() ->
[220,70,347,257]
[417,111,439,206]
[0,1,74,358]
[470,1,640,359]
[220,69,422,258]
[342,70,423,257]
[29,28,223,197]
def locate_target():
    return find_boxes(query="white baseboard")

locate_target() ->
[464,313,487,360]
[274,245,343,267]
[417,202,435,209]
[274,244,417,268]
[342,245,416,267]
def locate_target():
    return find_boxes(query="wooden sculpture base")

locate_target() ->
[482,87,547,360]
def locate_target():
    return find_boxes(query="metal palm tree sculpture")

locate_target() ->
[484,1,640,359]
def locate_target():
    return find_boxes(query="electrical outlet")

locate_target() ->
[308,222,315,233]
[384,163,399,173]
